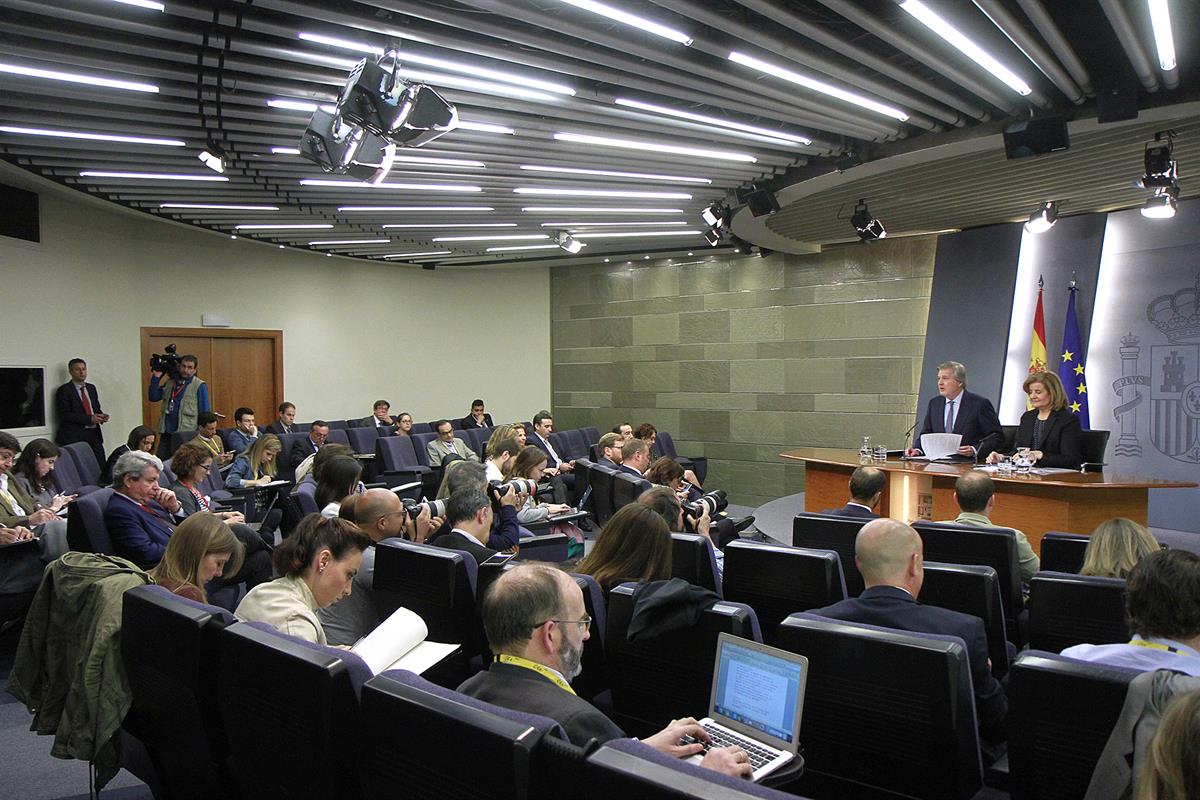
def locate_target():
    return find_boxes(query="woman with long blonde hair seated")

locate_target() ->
[150,512,245,603]
[1080,517,1160,579]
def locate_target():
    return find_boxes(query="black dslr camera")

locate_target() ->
[683,489,728,520]
[149,343,182,379]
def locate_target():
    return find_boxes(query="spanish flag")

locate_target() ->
[1028,278,1047,408]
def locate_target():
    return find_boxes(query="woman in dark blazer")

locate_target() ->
[988,371,1082,469]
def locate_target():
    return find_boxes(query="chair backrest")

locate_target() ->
[360,670,563,800]
[166,430,198,458]
[570,573,608,702]
[919,561,1010,679]
[776,613,983,800]
[611,471,650,511]
[1040,531,1090,574]
[1001,425,1018,453]
[375,435,422,472]
[722,541,846,645]
[1079,429,1110,466]
[411,432,439,468]
[1006,651,1140,800]
[548,431,570,461]
[670,533,722,595]
[589,463,617,525]
[572,458,595,515]
[121,585,236,797]
[458,428,487,459]
[605,582,760,739]
[344,426,380,454]
[562,430,589,461]
[218,621,368,799]
[580,426,600,446]
[325,428,350,447]
[372,538,485,661]
[912,521,1024,623]
[325,419,349,430]
[62,441,103,486]
[67,487,116,554]
[294,480,320,516]
[791,513,868,597]
[158,458,176,488]
[655,431,680,460]
[216,427,238,451]
[52,451,89,494]
[583,738,804,800]
[1027,571,1129,652]
[409,422,432,435]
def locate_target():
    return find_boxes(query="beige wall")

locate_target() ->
[0,165,551,446]
[550,239,936,507]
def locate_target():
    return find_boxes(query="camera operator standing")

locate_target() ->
[148,348,210,452]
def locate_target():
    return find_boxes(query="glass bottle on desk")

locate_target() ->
[859,436,872,465]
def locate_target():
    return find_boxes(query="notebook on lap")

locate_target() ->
[686,633,808,782]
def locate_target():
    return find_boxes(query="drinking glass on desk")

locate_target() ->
[995,455,1014,476]
[1014,448,1032,475]
[873,445,888,463]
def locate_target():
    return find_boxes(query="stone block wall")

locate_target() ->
[550,236,937,508]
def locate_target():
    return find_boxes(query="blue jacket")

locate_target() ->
[102,494,174,566]
[225,455,265,488]
[226,429,258,454]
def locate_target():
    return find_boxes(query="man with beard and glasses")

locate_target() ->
[457,564,752,779]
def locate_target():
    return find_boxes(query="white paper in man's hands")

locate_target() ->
[918,433,963,460]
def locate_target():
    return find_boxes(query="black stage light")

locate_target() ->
[1138,135,1177,191]
[1024,201,1057,234]
[703,227,723,247]
[701,202,729,228]
[1141,186,1178,219]
[339,56,457,147]
[197,141,227,173]
[851,199,886,241]
[299,109,365,173]
[554,231,583,253]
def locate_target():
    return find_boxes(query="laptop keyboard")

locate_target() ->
[684,724,779,769]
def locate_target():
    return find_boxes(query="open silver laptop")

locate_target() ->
[686,633,809,781]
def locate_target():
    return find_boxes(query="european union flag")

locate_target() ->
[1058,285,1091,428]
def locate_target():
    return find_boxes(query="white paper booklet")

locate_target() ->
[350,606,458,676]
[917,433,963,460]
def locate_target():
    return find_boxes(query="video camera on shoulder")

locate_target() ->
[149,343,182,380]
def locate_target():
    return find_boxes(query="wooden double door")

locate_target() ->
[140,327,283,430]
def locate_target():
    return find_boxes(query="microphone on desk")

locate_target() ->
[901,420,919,453]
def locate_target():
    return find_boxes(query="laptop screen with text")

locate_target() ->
[712,637,805,745]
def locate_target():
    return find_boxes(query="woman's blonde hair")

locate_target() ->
[1080,517,1160,578]
[485,424,522,458]
[1137,689,1200,800]
[150,512,244,602]
[243,433,282,478]
[1022,371,1067,411]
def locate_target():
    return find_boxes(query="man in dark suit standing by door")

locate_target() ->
[906,361,1003,461]
[54,358,109,467]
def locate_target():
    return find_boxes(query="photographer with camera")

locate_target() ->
[643,458,745,549]
[430,461,526,551]
[638,485,723,578]
[147,347,209,450]
[318,487,443,646]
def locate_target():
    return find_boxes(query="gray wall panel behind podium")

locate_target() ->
[916,224,1023,430]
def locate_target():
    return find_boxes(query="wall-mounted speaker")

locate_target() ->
[1002,116,1070,159]
[0,183,39,243]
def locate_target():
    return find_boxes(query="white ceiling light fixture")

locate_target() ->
[522,206,684,214]
[382,223,517,229]
[613,98,813,145]
[559,0,693,45]
[1141,187,1178,219]
[381,250,454,259]
[234,224,334,230]
[298,32,386,55]
[727,51,910,120]
[79,171,228,181]
[433,234,550,242]
[271,147,302,155]
[456,121,515,135]
[161,204,279,210]
[555,231,585,253]
[553,132,756,163]
[389,155,486,168]
[197,142,227,174]
[520,164,710,184]
[898,0,1033,95]
[308,239,391,245]
[394,68,560,102]
[573,229,703,238]
[513,188,693,199]
[1147,0,1177,72]
[0,63,159,93]
[299,179,482,191]
[1024,201,1057,234]
[539,220,688,227]
[338,205,495,212]
[267,98,336,113]
[486,244,561,252]
[0,126,184,146]
[110,0,165,9]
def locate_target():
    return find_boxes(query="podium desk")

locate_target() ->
[780,448,1196,554]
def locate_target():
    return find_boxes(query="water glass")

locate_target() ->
[873,445,888,463]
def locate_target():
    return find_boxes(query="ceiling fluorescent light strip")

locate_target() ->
[299,179,482,191]
[519,164,709,184]
[268,98,336,113]
[521,206,684,213]
[80,171,228,181]
[573,229,702,238]
[486,244,562,252]
[433,234,550,242]
[338,205,495,212]
[456,121,516,135]
[382,223,517,229]
[161,204,279,210]
[271,147,302,155]
[1147,0,1177,71]
[234,224,333,230]
[613,98,812,144]
[540,220,688,227]
[727,51,910,119]
[553,132,756,163]
[513,188,693,199]
[0,126,183,146]
[559,0,693,45]
[381,250,453,258]
[0,63,158,93]
[309,239,391,245]
[110,0,165,9]
[898,0,1033,95]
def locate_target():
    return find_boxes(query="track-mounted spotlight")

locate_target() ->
[851,199,886,241]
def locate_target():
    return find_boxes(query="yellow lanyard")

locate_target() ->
[496,654,576,695]
[1128,638,1182,654]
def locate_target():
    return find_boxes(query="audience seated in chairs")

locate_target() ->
[4,437,72,563]
[460,398,493,429]
[430,488,501,565]
[1081,517,1161,579]
[617,437,650,478]
[0,523,43,597]
[943,471,1040,583]
[431,460,524,551]
[226,407,259,454]
[1137,688,1200,800]
[1062,549,1200,676]
[12,438,75,515]
[597,432,623,469]
[456,562,753,779]
[529,410,576,482]
[485,423,526,459]
[264,401,296,436]
[103,450,184,568]
[148,512,245,602]
[822,466,884,519]
[226,434,282,489]
[576,503,672,595]
[315,454,362,518]
[484,436,520,483]
[316,488,442,646]
[638,486,722,576]
[193,412,234,468]
[360,400,397,432]
[810,518,1009,764]
[508,445,582,558]
[394,411,414,437]
[427,419,479,467]
[294,437,346,487]
[101,425,156,486]
[289,421,329,477]
[235,514,372,645]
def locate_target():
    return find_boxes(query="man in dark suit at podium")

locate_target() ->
[54,358,109,466]
[906,361,1003,461]
[811,518,1007,763]
[822,466,884,519]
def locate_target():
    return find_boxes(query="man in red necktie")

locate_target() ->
[54,358,110,467]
